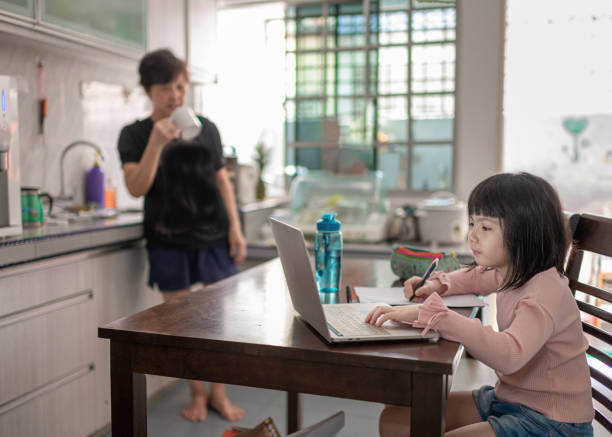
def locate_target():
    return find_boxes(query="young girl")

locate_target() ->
[366,172,594,437]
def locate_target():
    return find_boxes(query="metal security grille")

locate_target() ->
[284,0,456,192]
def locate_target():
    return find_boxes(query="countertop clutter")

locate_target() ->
[0,212,144,267]
[0,208,474,269]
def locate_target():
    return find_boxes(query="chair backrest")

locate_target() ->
[566,213,612,433]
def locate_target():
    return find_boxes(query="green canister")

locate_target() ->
[20,187,53,228]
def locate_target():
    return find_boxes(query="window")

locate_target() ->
[284,0,456,192]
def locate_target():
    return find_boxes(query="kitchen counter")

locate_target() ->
[0,213,144,267]
[0,210,474,269]
[247,238,474,264]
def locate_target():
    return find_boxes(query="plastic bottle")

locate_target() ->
[314,213,342,304]
[104,177,116,209]
[85,153,105,208]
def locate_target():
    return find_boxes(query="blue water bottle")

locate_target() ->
[314,213,342,304]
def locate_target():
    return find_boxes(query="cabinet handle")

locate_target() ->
[0,289,93,329]
[0,363,94,415]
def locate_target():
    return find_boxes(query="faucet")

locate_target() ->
[58,140,105,201]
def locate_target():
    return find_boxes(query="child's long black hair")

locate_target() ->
[468,172,570,290]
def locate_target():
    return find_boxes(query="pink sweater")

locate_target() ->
[413,266,594,423]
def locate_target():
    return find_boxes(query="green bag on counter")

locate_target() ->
[390,245,462,280]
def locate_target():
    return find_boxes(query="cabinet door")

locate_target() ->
[0,258,96,437]
[40,0,146,49]
[0,369,96,437]
[0,0,34,18]
[93,244,172,431]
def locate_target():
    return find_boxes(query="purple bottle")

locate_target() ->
[86,156,105,208]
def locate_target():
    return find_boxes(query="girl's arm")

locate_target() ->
[404,266,500,302]
[432,266,501,297]
[414,293,555,374]
[216,168,247,264]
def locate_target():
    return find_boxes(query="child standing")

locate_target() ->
[366,172,594,437]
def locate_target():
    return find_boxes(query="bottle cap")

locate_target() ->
[317,213,341,231]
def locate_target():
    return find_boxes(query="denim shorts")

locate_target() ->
[472,385,593,437]
[147,245,238,291]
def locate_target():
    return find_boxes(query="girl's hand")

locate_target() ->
[403,276,447,302]
[150,118,178,149]
[365,304,421,327]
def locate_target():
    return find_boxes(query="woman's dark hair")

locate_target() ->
[138,49,189,91]
[468,172,570,290]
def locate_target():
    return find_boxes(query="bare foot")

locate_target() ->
[209,395,245,422]
[182,394,207,422]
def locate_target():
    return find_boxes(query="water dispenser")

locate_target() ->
[0,76,22,238]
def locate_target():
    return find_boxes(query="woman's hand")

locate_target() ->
[365,304,421,327]
[149,117,178,149]
[228,225,247,265]
[403,276,447,302]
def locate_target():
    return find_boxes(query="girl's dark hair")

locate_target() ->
[468,172,570,290]
[138,49,189,91]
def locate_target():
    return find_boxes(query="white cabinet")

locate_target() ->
[92,243,172,432]
[0,257,96,437]
[0,242,173,436]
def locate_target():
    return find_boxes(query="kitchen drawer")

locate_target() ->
[0,290,95,406]
[0,257,92,318]
[0,364,95,437]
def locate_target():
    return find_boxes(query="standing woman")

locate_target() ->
[118,49,246,422]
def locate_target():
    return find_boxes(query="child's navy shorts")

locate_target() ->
[472,385,593,437]
[147,245,238,291]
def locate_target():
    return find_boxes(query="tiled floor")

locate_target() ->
[101,356,500,437]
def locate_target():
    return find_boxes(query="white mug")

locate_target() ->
[170,106,202,140]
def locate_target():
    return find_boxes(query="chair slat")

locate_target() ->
[594,409,612,434]
[570,280,612,304]
[577,300,612,324]
[591,367,612,392]
[583,323,612,345]
[587,344,612,369]
[572,213,612,257]
[593,387,612,414]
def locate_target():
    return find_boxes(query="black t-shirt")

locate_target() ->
[117,116,229,249]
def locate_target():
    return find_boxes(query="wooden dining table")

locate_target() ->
[98,257,476,437]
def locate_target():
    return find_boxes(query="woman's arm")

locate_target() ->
[122,118,177,197]
[216,168,247,264]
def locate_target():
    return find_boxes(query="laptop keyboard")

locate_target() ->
[324,305,391,337]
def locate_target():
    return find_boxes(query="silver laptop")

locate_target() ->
[269,218,439,343]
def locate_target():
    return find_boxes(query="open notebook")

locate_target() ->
[269,218,439,343]
[354,287,486,307]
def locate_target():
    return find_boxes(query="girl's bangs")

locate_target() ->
[468,182,506,219]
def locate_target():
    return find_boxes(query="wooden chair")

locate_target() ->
[566,213,612,433]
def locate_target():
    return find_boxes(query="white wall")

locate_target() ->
[0,30,146,208]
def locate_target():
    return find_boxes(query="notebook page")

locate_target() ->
[354,287,485,307]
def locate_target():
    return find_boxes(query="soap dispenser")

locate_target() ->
[85,152,105,208]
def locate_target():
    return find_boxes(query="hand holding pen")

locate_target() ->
[405,257,440,302]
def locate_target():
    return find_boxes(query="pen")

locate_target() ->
[409,257,439,302]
